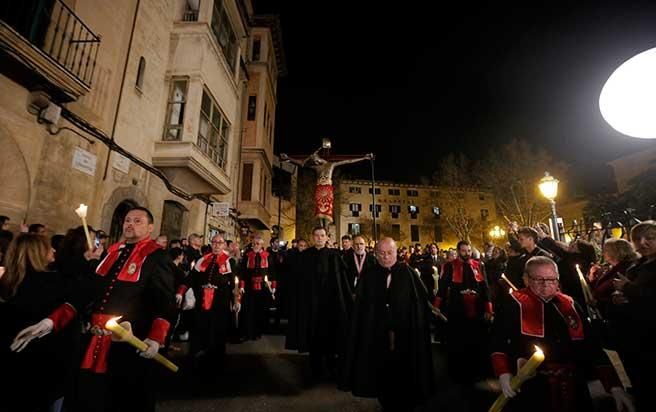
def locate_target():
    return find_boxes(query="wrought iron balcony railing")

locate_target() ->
[0,0,100,88]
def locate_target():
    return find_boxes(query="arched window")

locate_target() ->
[135,56,146,90]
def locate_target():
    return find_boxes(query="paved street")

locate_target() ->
[157,335,381,412]
[155,333,504,412]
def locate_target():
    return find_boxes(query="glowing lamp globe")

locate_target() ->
[538,172,559,201]
[600,47,656,139]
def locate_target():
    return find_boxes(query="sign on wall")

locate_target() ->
[212,202,230,217]
[112,152,131,173]
[72,147,97,176]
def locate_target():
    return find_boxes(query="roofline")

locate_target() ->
[251,14,288,77]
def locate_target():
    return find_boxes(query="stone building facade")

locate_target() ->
[0,0,285,243]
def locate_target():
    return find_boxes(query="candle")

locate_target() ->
[75,204,93,251]
[501,273,518,291]
[489,346,545,412]
[575,264,595,305]
[105,317,178,373]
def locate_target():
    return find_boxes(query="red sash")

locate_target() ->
[511,289,584,340]
[247,249,269,269]
[95,238,160,282]
[451,258,484,283]
[196,251,232,273]
[202,289,215,311]
[80,313,116,374]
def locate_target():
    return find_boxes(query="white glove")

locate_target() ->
[232,302,241,313]
[499,373,517,398]
[175,293,183,307]
[110,321,132,342]
[139,338,160,359]
[240,288,245,294]
[10,318,54,352]
[611,387,635,412]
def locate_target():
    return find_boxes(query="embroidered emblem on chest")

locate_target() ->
[127,262,137,275]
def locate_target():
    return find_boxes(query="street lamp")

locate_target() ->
[489,225,506,240]
[600,47,656,139]
[539,172,561,241]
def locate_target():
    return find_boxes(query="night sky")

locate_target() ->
[254,1,656,192]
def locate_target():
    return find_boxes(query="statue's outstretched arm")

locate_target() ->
[332,153,374,167]
[280,153,306,167]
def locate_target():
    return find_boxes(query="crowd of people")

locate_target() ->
[1,211,654,411]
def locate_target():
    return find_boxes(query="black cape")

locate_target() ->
[339,261,434,404]
[285,246,353,355]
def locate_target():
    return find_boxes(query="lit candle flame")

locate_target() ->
[534,345,543,356]
[106,316,122,328]
[75,204,88,218]
[509,288,514,294]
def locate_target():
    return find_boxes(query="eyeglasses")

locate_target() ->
[211,241,225,245]
[529,277,558,285]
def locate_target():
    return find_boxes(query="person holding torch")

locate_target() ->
[490,256,633,412]
[74,207,175,412]
[176,234,239,374]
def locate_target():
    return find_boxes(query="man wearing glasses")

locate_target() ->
[490,256,633,412]
[176,234,240,374]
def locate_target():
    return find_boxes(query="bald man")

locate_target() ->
[340,238,434,412]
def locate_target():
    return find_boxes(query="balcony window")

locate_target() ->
[407,189,419,197]
[349,203,362,217]
[0,0,101,88]
[211,0,238,73]
[349,186,361,194]
[198,89,230,169]
[163,78,188,140]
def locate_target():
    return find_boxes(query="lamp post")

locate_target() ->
[538,172,561,241]
[489,225,506,242]
[370,154,377,242]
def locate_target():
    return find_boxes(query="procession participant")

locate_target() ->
[418,243,441,301]
[506,226,551,289]
[73,207,175,412]
[436,240,493,383]
[287,226,352,381]
[341,234,353,256]
[176,235,239,372]
[240,235,276,339]
[491,256,633,412]
[340,237,434,412]
[284,238,309,350]
[343,235,376,290]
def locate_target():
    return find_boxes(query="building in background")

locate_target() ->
[335,179,498,249]
[0,0,283,243]
[236,14,286,245]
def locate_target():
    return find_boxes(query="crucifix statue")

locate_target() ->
[281,145,373,228]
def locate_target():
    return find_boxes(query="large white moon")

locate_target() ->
[600,47,656,139]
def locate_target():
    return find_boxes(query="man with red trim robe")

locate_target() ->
[240,236,276,340]
[74,207,176,412]
[490,256,633,412]
[436,240,493,383]
[176,234,239,373]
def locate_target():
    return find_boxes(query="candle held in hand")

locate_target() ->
[74,204,93,251]
[488,346,545,412]
[105,317,178,373]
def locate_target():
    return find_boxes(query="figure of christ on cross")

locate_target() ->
[281,146,373,227]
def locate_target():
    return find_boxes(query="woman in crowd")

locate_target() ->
[0,234,80,412]
[613,221,656,412]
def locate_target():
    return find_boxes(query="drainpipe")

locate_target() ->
[102,0,140,180]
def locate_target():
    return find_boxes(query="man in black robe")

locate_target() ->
[340,237,434,412]
[343,235,376,290]
[286,226,352,380]
[16,208,176,412]
[176,235,238,373]
[284,238,308,350]
[240,236,276,339]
